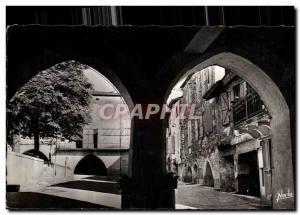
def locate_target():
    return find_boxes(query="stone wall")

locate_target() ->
[7,150,73,191]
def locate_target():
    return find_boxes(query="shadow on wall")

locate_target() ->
[23,149,49,162]
[74,154,107,176]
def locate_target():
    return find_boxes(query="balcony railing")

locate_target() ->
[233,92,263,125]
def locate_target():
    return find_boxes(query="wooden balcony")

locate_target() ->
[233,92,263,125]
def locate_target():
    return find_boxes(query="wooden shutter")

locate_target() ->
[221,92,230,125]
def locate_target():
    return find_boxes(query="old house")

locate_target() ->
[167,66,272,202]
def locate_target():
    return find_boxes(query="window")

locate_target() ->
[240,82,247,98]
[246,83,255,96]
[76,141,83,149]
[233,84,240,100]
[93,129,98,149]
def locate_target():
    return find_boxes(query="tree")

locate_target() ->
[7,61,93,151]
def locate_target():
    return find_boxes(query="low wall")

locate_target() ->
[7,151,73,191]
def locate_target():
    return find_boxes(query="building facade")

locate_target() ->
[166,66,272,202]
[10,68,131,177]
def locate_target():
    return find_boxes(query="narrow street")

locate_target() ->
[176,184,267,210]
[7,175,121,209]
[8,176,269,210]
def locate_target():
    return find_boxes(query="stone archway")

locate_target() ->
[74,154,107,176]
[203,161,214,187]
[7,26,294,209]
[163,52,294,209]
[8,59,135,178]
[192,164,198,184]
[183,166,193,183]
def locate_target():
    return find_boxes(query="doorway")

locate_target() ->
[204,162,214,187]
[238,151,260,197]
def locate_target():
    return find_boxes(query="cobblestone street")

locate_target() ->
[176,184,268,210]
[6,176,272,210]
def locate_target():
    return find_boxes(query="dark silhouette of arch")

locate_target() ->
[193,164,198,183]
[74,154,107,176]
[193,164,198,173]
[183,166,193,183]
[204,162,214,187]
[23,149,48,161]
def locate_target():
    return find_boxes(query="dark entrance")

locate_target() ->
[193,164,198,184]
[183,166,193,183]
[74,154,107,176]
[238,151,260,197]
[204,162,214,187]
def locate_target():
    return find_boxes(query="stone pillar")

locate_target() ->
[233,151,239,193]
[120,100,173,209]
[271,112,294,209]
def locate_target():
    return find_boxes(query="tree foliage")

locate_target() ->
[7,61,93,148]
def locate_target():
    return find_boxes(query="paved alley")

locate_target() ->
[175,184,268,210]
[7,175,121,210]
